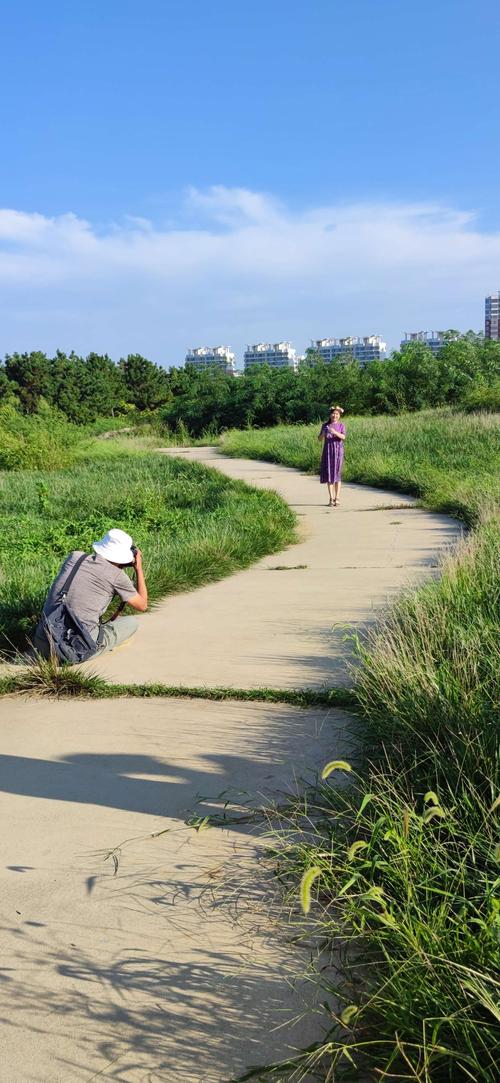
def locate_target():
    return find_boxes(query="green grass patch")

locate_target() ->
[0,659,357,710]
[0,451,296,651]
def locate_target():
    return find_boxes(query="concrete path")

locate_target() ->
[0,452,461,1081]
[0,696,346,1082]
[89,447,461,688]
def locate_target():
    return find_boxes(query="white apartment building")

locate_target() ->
[185,345,236,374]
[243,342,298,372]
[400,331,460,356]
[312,335,387,365]
[485,293,500,340]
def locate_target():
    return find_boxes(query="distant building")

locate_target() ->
[312,336,387,365]
[243,342,298,372]
[185,346,236,374]
[400,331,460,356]
[485,293,500,340]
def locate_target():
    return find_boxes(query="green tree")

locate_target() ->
[4,351,53,413]
[49,351,86,421]
[78,353,126,421]
[379,344,442,412]
[0,365,14,403]
[119,354,170,410]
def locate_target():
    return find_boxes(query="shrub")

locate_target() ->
[0,402,80,470]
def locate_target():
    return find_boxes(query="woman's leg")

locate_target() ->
[334,480,341,503]
[327,482,334,505]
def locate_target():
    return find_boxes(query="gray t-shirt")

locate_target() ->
[41,550,137,641]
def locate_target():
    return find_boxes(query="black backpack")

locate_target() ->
[41,554,105,664]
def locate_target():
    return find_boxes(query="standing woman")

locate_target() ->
[318,405,346,506]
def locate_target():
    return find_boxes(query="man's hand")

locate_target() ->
[127,549,148,612]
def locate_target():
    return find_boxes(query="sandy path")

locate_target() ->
[0,452,461,1081]
[0,697,345,1082]
[89,447,461,688]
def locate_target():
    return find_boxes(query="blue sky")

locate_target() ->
[1,0,499,364]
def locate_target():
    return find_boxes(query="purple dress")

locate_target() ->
[320,422,345,483]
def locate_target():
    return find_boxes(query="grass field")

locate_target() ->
[223,410,500,1082]
[0,447,296,652]
[223,408,499,525]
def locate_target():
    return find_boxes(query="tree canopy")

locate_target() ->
[0,335,498,433]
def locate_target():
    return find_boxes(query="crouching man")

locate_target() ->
[33,528,148,663]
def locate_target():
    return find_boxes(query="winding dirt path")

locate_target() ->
[90,447,461,688]
[0,451,461,1081]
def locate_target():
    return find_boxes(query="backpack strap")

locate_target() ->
[60,553,89,598]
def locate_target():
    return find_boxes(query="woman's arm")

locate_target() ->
[332,425,346,441]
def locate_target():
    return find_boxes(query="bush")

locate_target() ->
[0,402,80,470]
[463,379,500,413]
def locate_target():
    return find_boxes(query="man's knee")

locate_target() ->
[117,615,139,639]
[100,615,139,653]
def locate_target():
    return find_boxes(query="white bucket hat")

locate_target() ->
[92,528,135,565]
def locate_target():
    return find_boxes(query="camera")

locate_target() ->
[124,542,138,568]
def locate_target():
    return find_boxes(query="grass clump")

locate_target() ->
[261,763,499,1082]
[0,451,296,651]
[0,659,356,710]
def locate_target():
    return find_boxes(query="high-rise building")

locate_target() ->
[243,342,298,372]
[485,293,500,340]
[185,346,236,374]
[312,335,387,365]
[400,331,460,355]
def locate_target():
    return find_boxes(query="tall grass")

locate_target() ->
[259,526,499,1082]
[221,410,499,1082]
[0,402,82,470]
[0,402,160,470]
[0,452,296,651]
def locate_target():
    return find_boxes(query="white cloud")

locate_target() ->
[0,187,497,362]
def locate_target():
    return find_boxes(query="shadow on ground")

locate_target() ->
[0,918,327,1082]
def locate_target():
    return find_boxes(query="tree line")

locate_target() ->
[0,333,498,434]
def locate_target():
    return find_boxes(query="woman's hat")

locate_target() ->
[92,528,135,564]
